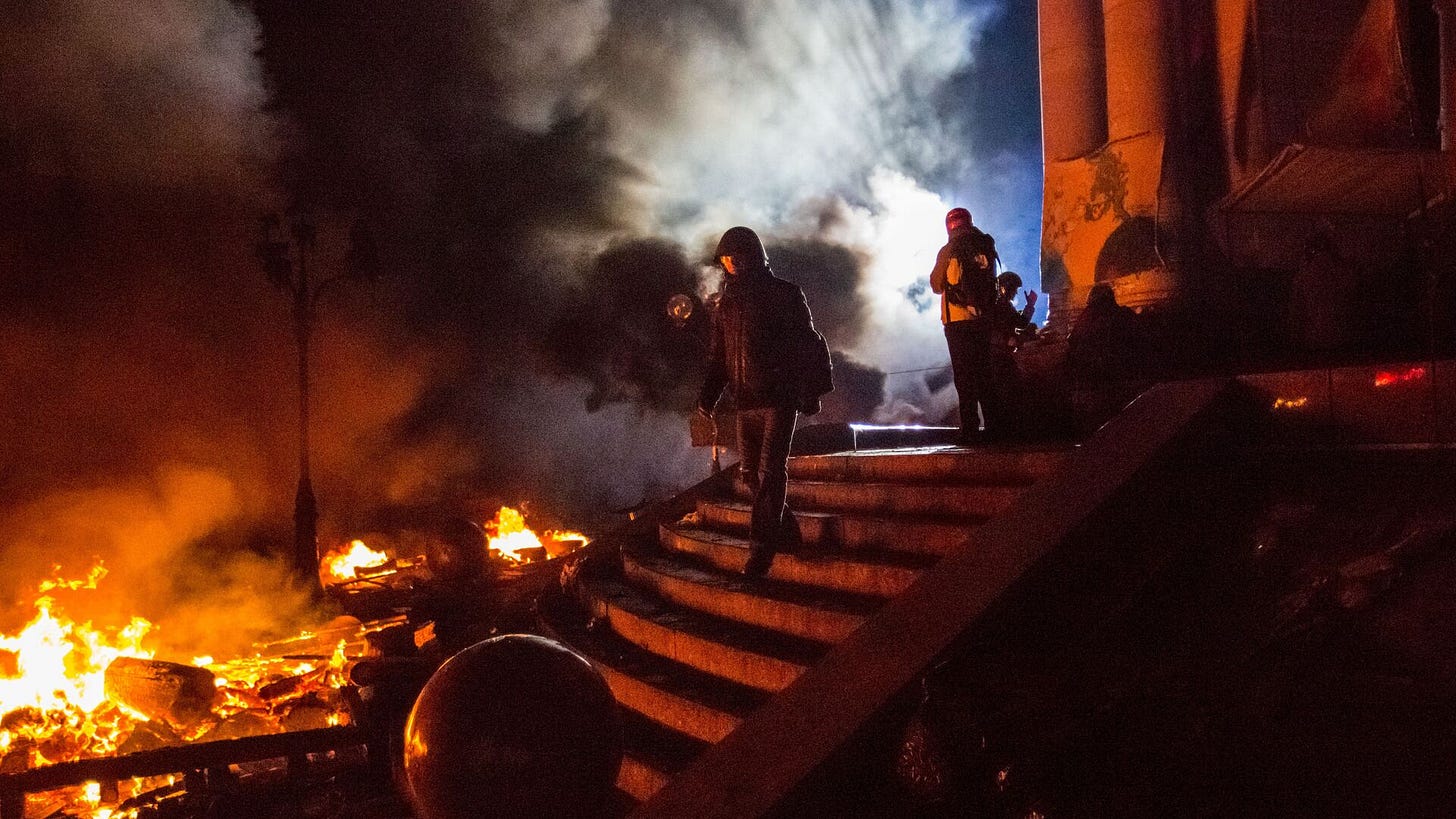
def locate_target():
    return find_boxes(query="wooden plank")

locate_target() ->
[0,725,364,795]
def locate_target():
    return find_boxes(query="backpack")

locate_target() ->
[800,329,834,400]
[944,231,998,316]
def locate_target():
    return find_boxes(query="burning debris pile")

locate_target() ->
[0,564,358,816]
[318,505,589,593]
[0,505,591,815]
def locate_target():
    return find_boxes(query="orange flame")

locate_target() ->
[0,562,360,816]
[1272,396,1309,410]
[0,564,154,767]
[320,539,390,583]
[482,506,589,564]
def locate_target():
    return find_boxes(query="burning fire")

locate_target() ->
[1373,366,1427,388]
[482,506,589,564]
[0,563,358,813]
[0,564,154,767]
[322,539,391,583]
[320,506,591,586]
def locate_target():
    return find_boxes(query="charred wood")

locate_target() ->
[103,658,217,729]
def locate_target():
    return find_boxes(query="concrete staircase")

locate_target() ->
[538,444,1072,807]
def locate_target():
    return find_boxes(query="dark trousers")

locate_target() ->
[736,406,797,549]
[944,320,1001,436]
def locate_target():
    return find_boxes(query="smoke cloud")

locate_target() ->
[0,0,1041,644]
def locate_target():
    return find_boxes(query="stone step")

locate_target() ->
[622,551,877,644]
[738,480,1024,518]
[537,587,761,745]
[695,499,977,557]
[659,524,932,598]
[616,707,704,804]
[788,445,1071,485]
[578,571,823,692]
[616,756,667,809]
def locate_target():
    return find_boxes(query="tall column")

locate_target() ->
[1436,0,1456,166]
[1039,0,1109,162]
[1100,0,1183,316]
[1102,0,1173,141]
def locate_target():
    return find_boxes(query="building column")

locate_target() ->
[1436,0,1456,164]
[1039,0,1108,163]
[1101,0,1173,141]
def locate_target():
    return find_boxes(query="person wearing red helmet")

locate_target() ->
[929,207,1003,443]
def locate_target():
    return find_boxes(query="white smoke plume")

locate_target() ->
[478,0,1038,418]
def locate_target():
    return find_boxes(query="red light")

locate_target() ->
[1373,367,1426,388]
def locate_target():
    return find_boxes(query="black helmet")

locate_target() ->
[997,271,1022,290]
[714,226,768,268]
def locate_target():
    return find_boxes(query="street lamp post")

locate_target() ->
[256,215,378,591]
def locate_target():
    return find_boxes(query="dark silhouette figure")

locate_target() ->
[988,271,1038,439]
[699,227,829,577]
[1065,284,1149,432]
[930,207,1002,443]
[991,271,1038,346]
[1067,284,1143,384]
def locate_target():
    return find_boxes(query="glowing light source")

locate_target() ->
[482,506,590,564]
[666,294,694,326]
[320,539,390,583]
[1272,396,1309,410]
[1373,367,1426,387]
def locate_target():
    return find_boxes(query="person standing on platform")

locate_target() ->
[930,207,1001,443]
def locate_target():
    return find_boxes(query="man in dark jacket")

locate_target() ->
[930,207,1002,442]
[987,271,1038,439]
[698,226,828,577]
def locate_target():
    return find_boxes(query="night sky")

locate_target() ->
[0,1,1040,646]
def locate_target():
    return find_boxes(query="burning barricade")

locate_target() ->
[0,505,590,817]
[0,564,361,817]
[317,505,588,606]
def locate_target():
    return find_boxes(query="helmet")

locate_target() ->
[997,271,1022,290]
[714,226,768,269]
[945,208,971,234]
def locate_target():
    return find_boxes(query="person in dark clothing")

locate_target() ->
[1065,283,1147,434]
[991,271,1038,347]
[988,271,1038,438]
[1066,283,1142,384]
[929,207,1002,443]
[698,226,828,577]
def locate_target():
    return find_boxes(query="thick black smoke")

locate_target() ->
[545,239,709,413]
[0,0,1034,641]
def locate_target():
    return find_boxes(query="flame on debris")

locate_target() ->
[483,506,589,564]
[1373,366,1426,388]
[0,563,154,766]
[0,564,359,816]
[321,539,391,582]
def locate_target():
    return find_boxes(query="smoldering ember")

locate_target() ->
[3,0,1456,817]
